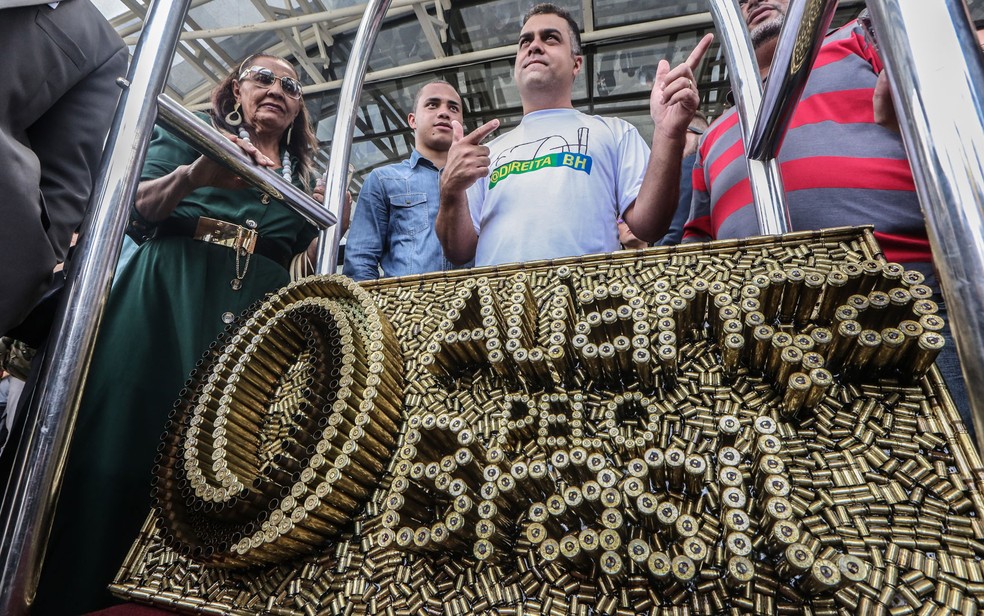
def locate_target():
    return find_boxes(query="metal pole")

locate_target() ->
[707,0,791,236]
[864,0,984,448]
[316,0,395,275]
[0,1,193,613]
[747,0,838,160]
[157,94,336,229]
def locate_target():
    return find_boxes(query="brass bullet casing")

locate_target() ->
[804,368,832,410]
[725,555,755,589]
[599,527,621,553]
[718,416,742,444]
[643,447,666,485]
[796,272,826,324]
[743,311,765,343]
[865,290,891,330]
[918,313,945,334]
[612,336,633,374]
[723,509,751,535]
[627,538,651,567]
[908,331,945,378]
[782,372,812,419]
[910,299,939,322]
[682,536,708,564]
[877,261,905,292]
[725,532,753,558]
[718,446,742,468]
[766,520,801,555]
[644,549,673,583]
[740,296,760,316]
[803,558,842,595]
[872,327,905,373]
[844,329,881,376]
[684,454,707,496]
[656,501,680,532]
[775,346,804,386]
[721,487,747,511]
[777,543,815,580]
[722,333,745,378]
[762,496,794,530]
[837,554,869,586]
[900,268,926,288]
[665,448,686,492]
[766,332,794,378]
[897,319,924,358]
[778,267,805,323]
[817,270,849,323]
[800,350,825,372]
[751,325,776,372]
[759,270,784,320]
[670,555,697,584]
[806,332,833,364]
[633,348,654,391]
[718,466,743,489]
[657,344,678,388]
[762,474,792,499]
[600,507,623,531]
[827,320,862,369]
[908,283,935,301]
[675,514,700,539]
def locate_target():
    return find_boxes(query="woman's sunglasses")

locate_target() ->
[239,66,303,99]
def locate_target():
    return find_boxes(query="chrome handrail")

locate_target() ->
[707,0,792,235]
[316,0,395,274]
[157,95,336,229]
[747,0,838,161]
[865,0,984,450]
[0,1,193,613]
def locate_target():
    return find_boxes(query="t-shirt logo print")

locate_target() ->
[488,127,593,189]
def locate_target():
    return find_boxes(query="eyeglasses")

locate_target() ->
[239,66,303,99]
[687,126,705,136]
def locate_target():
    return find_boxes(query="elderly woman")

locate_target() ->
[34,54,324,614]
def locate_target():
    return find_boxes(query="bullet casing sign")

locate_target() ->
[115,228,984,616]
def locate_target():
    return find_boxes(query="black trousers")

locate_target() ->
[0,0,127,336]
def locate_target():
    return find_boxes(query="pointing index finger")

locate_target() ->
[462,119,500,145]
[685,33,715,72]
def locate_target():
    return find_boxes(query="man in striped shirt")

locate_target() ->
[685,0,972,436]
[686,0,929,276]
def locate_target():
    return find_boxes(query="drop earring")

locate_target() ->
[225,101,243,127]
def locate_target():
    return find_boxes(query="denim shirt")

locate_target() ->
[343,150,472,281]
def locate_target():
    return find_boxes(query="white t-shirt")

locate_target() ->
[466,108,650,266]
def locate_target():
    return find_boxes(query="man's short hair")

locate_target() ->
[412,79,460,113]
[522,3,583,57]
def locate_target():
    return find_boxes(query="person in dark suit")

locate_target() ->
[0,0,127,338]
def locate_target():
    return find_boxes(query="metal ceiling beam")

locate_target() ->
[249,0,327,84]
[288,12,716,97]
[122,0,429,44]
[413,2,447,59]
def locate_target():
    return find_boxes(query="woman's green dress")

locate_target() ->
[34,121,317,614]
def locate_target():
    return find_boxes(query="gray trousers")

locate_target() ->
[0,0,127,335]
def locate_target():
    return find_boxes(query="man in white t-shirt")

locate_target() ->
[437,3,712,267]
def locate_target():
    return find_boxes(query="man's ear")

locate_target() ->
[408,112,417,131]
[572,55,584,79]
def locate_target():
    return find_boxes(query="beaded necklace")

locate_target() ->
[238,128,292,182]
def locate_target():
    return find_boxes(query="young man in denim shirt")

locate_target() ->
[344,80,473,280]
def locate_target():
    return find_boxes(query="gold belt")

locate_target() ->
[193,217,258,254]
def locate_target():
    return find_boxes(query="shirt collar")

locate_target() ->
[409,149,439,170]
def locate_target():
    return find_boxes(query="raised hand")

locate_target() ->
[440,119,500,195]
[651,33,714,139]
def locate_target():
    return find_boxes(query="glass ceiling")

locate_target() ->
[100,0,981,196]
